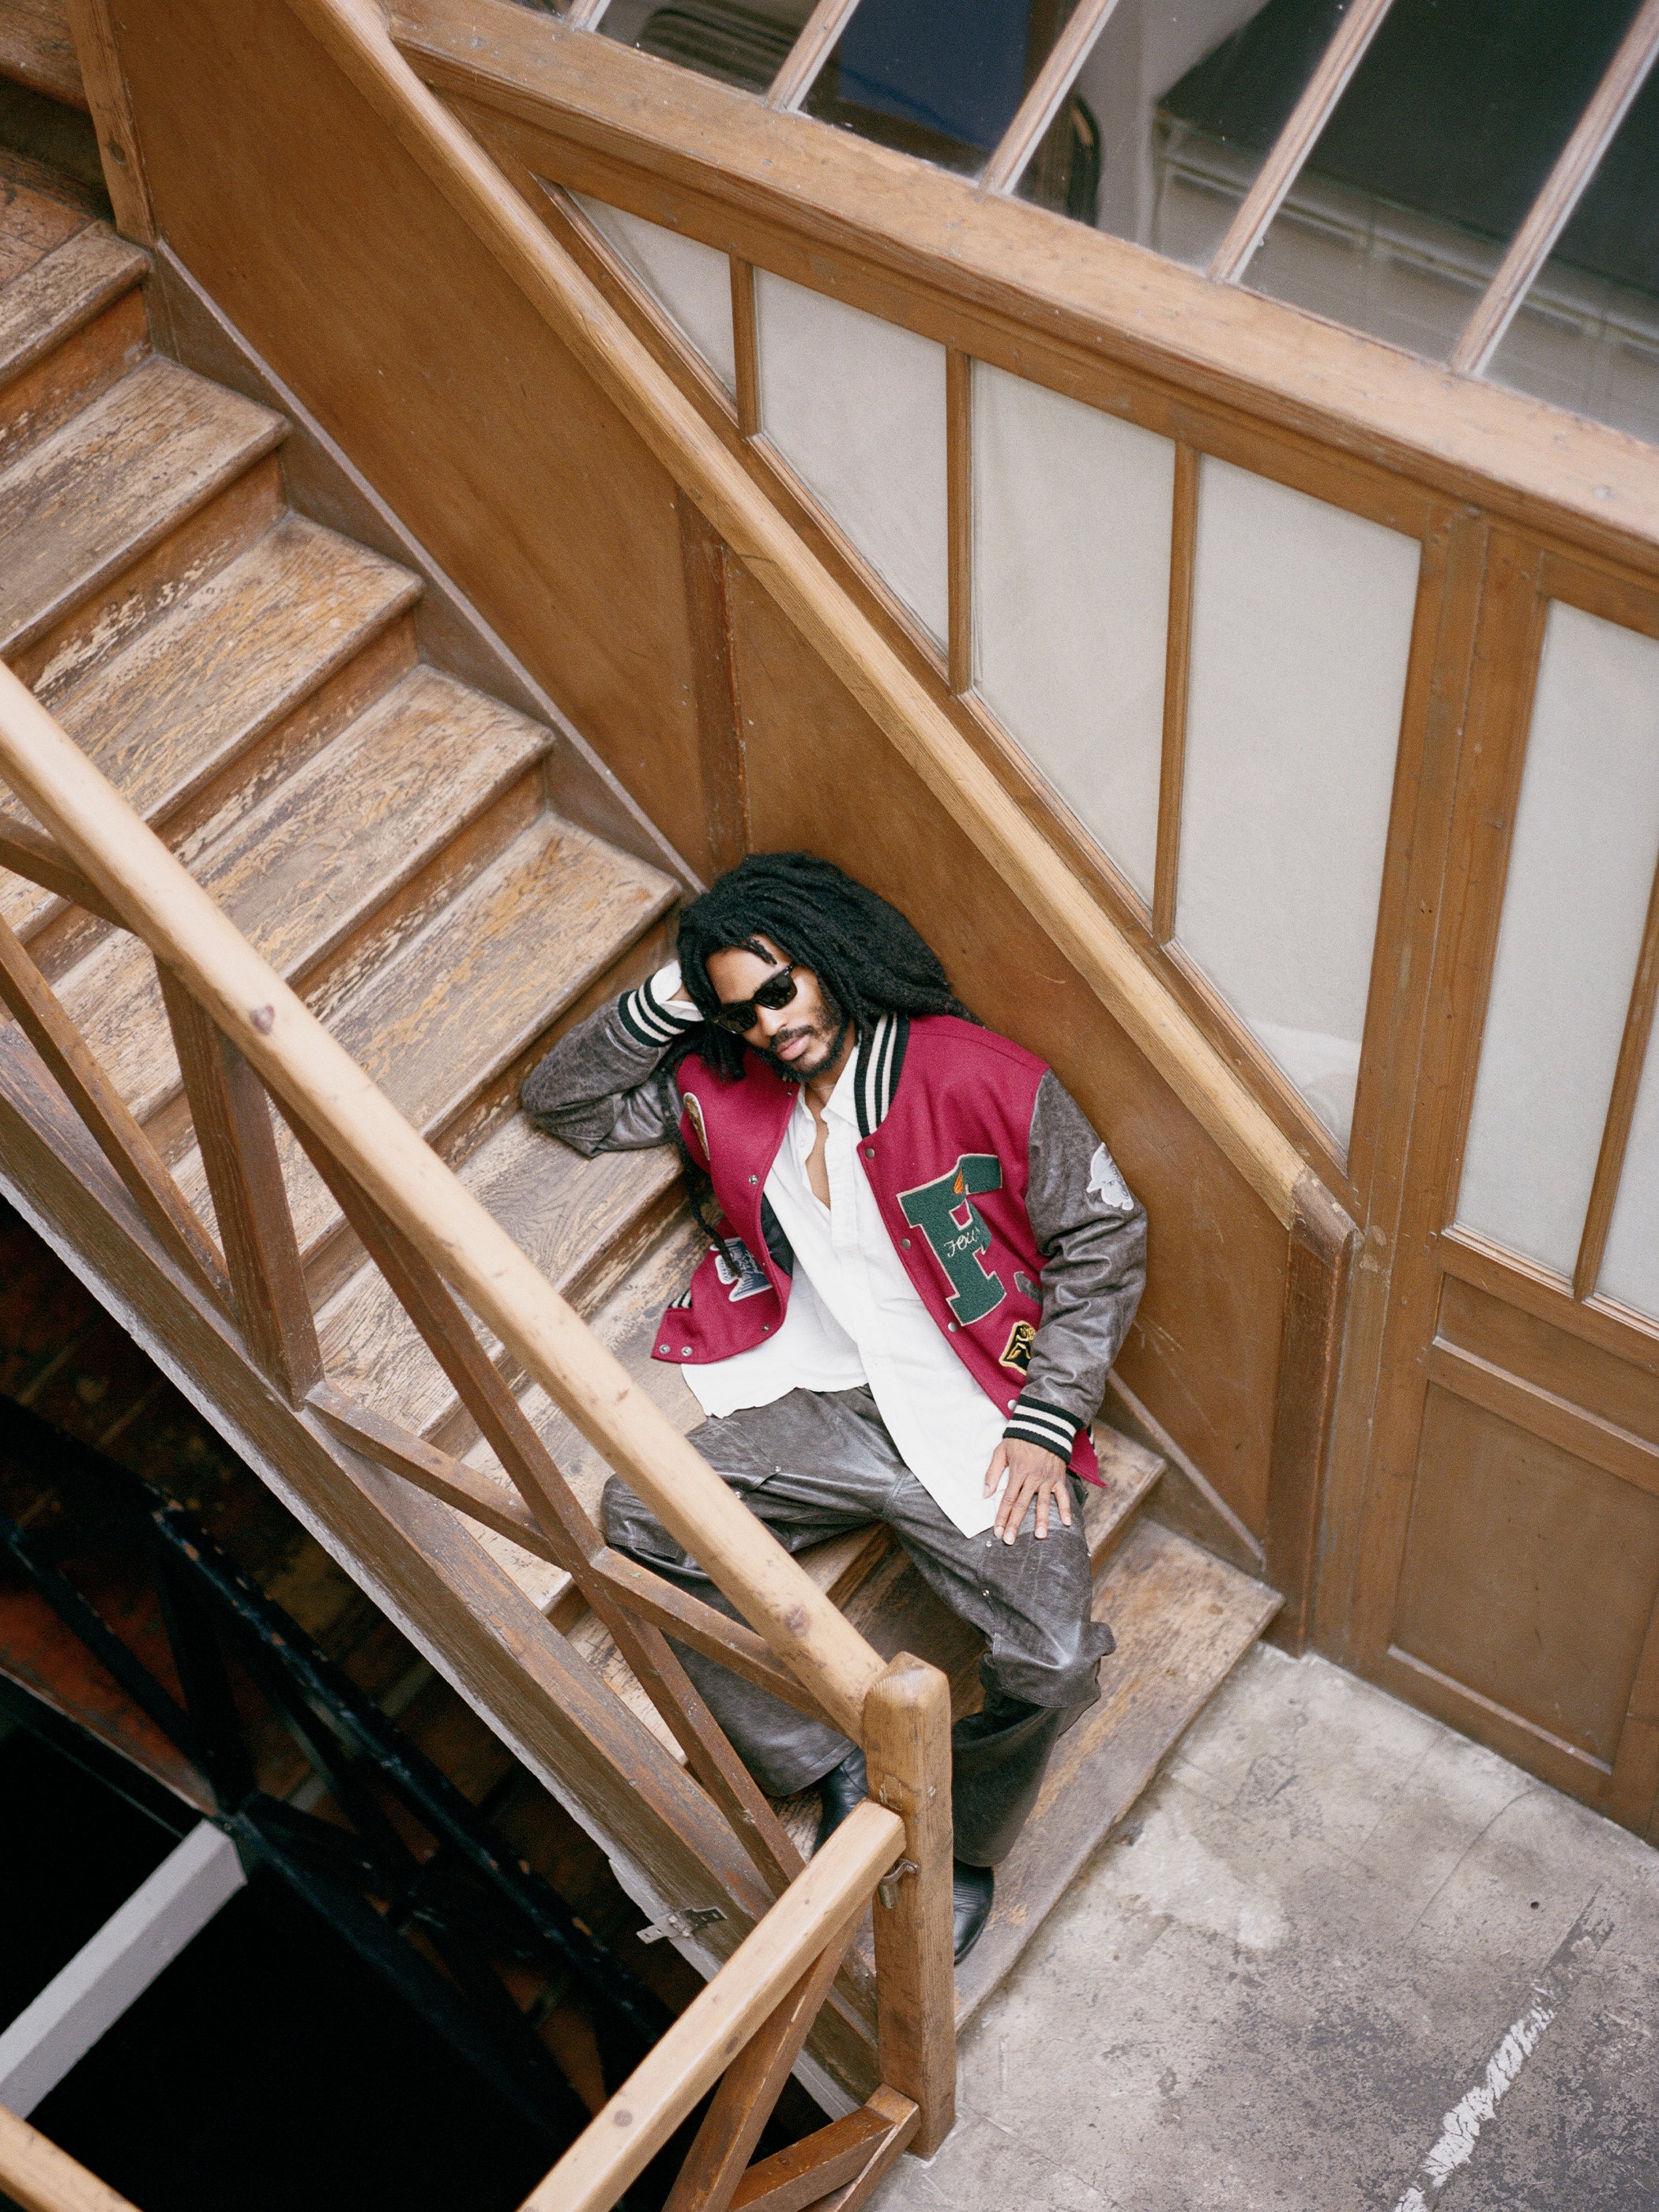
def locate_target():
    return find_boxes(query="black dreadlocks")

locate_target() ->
[672,852,975,1082]
[664,853,976,1243]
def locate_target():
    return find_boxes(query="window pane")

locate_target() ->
[754,271,949,642]
[1246,0,1645,360]
[572,195,737,392]
[972,363,1172,905]
[1487,62,1659,447]
[1176,457,1418,1149]
[1458,604,1659,1278]
[803,0,1088,189]
[598,1,818,93]
[1076,0,1344,270]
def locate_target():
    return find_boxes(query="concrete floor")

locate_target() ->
[873,1646,1659,2211]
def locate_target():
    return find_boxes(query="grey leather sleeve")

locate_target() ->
[520,999,693,1157]
[1013,1069,1147,1445]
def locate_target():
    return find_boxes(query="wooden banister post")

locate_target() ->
[863,1652,956,2155]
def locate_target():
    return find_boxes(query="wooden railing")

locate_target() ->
[525,1800,918,2212]
[0,656,956,2151]
[0,2105,138,2212]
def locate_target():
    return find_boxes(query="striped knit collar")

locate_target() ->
[853,1013,908,1139]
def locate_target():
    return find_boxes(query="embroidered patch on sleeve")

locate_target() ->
[1087,1142,1134,1216]
[999,1320,1036,1374]
[712,1236,771,1302]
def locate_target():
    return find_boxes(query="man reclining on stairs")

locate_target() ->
[521,853,1145,1963]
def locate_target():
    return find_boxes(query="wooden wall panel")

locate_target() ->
[1392,1383,1659,1770]
[726,566,1285,1536]
[107,0,722,878]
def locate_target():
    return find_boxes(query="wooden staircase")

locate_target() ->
[0,158,1279,2093]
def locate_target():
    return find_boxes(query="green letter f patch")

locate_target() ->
[897,1153,1008,1325]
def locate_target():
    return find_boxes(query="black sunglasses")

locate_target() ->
[710,962,801,1034]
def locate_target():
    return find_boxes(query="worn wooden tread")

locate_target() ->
[55,664,551,1121]
[1,513,421,939]
[0,355,287,655]
[950,1517,1281,2022]
[0,0,85,110]
[0,161,85,292]
[0,223,147,390]
[178,809,676,1255]
[317,1111,684,1440]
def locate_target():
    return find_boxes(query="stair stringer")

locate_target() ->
[0,1025,882,2109]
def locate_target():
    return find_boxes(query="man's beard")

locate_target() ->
[761,996,851,1082]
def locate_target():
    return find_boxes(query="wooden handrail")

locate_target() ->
[303,0,1311,1232]
[0,2106,140,2212]
[0,659,883,1744]
[521,1798,905,2212]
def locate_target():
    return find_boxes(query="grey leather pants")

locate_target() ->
[600,1385,1114,1867]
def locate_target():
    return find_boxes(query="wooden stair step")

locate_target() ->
[0,354,286,656]
[176,809,676,1266]
[950,1517,1281,2022]
[55,664,551,1123]
[1,512,422,942]
[0,161,86,289]
[0,223,146,392]
[316,1111,683,1441]
[0,0,85,111]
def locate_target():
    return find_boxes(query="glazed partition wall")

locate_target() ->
[568,179,1421,1175]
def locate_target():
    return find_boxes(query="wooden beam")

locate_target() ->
[727,2100,902,2212]
[730,257,760,438]
[662,1905,863,2212]
[0,916,230,1310]
[296,0,1315,1232]
[1152,442,1198,946]
[1450,0,1659,374]
[863,1653,954,2155]
[521,1800,905,2212]
[159,971,322,1402]
[766,0,860,111]
[0,2105,140,2212]
[0,818,124,926]
[64,0,156,243]
[1209,0,1396,284]
[980,0,1122,198]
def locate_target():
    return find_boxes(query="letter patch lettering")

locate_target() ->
[999,1320,1036,1374]
[897,1153,1008,1325]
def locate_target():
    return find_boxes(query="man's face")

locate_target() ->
[705,933,848,1079]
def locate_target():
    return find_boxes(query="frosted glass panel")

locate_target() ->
[755,272,949,644]
[972,364,1173,905]
[1460,604,1659,1277]
[1176,457,1419,1149]
[574,194,736,394]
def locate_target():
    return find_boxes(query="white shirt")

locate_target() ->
[682,1045,1008,1537]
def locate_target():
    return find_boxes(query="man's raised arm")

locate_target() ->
[521,963,703,1157]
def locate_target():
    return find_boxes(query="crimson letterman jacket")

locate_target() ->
[522,975,1147,1484]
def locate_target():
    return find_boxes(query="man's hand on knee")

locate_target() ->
[984,1439,1072,1544]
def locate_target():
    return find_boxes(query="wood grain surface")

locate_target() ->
[0,354,284,655]
[0,224,144,385]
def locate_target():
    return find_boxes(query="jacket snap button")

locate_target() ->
[947,1322,958,1333]
[658,1344,670,1354]
[748,1174,758,1184]
[901,1238,911,1249]
[863,1146,875,1159]
[681,1345,692,1356]
[1008,1399,1017,1411]
[762,1325,771,1334]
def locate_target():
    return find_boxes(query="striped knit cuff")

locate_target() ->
[1003,1394,1080,1463]
[617,962,703,1050]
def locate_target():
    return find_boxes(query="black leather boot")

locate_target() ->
[953,1860,995,1962]
[812,1747,868,1853]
